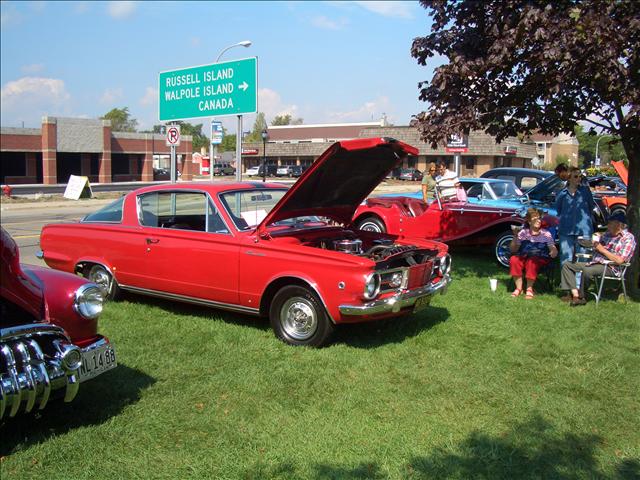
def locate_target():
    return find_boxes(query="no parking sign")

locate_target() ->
[165,125,181,146]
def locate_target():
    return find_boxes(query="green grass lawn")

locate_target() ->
[2,253,639,479]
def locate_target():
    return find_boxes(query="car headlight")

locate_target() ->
[363,273,381,300]
[439,254,452,276]
[388,272,404,288]
[74,284,104,319]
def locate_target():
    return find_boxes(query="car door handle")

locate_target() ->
[146,238,159,244]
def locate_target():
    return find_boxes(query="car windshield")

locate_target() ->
[218,188,326,231]
[489,181,523,199]
[527,175,565,201]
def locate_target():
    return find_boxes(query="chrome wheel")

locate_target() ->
[85,264,119,300]
[279,297,318,341]
[495,231,514,268]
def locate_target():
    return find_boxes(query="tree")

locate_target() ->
[245,112,267,142]
[574,125,628,168]
[271,114,304,126]
[101,107,138,132]
[412,0,640,296]
[219,133,236,152]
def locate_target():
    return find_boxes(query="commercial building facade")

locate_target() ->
[0,117,193,185]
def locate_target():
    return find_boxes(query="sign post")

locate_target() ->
[445,134,469,176]
[209,120,223,182]
[166,124,181,183]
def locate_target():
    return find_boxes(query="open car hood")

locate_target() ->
[611,160,627,186]
[257,137,419,232]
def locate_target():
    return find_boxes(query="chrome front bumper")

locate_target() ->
[339,274,451,316]
[0,324,111,419]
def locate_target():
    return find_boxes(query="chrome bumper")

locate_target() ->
[1,324,99,419]
[339,275,451,316]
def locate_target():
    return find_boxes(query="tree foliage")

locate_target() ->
[271,114,303,126]
[246,112,268,142]
[412,0,640,296]
[101,107,138,132]
[574,125,628,168]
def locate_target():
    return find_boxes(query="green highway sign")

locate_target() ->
[159,57,257,122]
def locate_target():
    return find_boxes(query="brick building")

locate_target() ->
[0,116,193,185]
[239,121,540,177]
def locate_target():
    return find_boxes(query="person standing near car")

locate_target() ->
[555,166,595,264]
[435,160,459,199]
[422,162,437,203]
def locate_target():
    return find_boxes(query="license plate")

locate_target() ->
[79,343,117,382]
[413,295,431,313]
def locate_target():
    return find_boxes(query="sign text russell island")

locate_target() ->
[159,57,257,122]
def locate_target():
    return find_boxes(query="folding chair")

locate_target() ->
[589,261,631,305]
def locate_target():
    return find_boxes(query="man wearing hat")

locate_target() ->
[560,211,636,306]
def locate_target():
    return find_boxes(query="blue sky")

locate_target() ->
[1,1,440,134]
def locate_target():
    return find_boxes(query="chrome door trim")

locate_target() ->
[119,284,260,316]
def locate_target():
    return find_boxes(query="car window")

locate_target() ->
[83,196,124,223]
[219,189,288,230]
[520,177,539,190]
[496,174,517,185]
[466,184,484,198]
[138,191,227,233]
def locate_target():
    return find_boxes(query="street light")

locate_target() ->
[261,128,269,182]
[594,135,604,167]
[216,40,252,63]
[210,41,253,183]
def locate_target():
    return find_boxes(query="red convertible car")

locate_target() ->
[1,228,116,419]
[39,138,451,347]
[353,192,531,267]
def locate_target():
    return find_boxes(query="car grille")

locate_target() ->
[1,324,81,419]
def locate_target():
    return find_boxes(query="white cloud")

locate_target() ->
[258,88,300,122]
[21,63,45,74]
[107,1,136,19]
[311,15,347,30]
[139,86,157,107]
[0,77,72,127]
[327,95,393,123]
[100,87,124,105]
[354,1,414,19]
[1,4,22,27]
[73,2,90,14]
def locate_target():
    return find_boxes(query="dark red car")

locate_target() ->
[1,228,116,419]
[39,138,451,347]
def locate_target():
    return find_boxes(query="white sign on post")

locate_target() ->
[166,125,181,146]
[63,175,93,200]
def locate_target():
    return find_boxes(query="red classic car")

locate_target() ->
[593,160,627,218]
[352,191,530,267]
[39,138,451,347]
[1,228,116,419]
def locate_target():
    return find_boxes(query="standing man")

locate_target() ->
[435,160,459,199]
[560,211,636,305]
[554,163,570,182]
[555,166,595,265]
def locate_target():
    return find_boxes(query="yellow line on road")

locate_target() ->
[12,234,41,239]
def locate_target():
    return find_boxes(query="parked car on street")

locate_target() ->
[289,165,306,177]
[153,167,170,181]
[1,228,116,419]
[481,167,553,191]
[590,161,627,218]
[247,165,277,177]
[39,138,451,347]
[398,168,423,181]
[276,165,294,177]
[212,163,235,176]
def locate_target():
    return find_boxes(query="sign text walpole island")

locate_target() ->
[158,57,257,122]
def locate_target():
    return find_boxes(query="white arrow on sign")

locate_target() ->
[238,81,249,91]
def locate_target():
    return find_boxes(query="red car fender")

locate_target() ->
[21,264,100,343]
[352,203,406,232]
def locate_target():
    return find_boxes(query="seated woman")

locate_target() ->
[509,208,558,299]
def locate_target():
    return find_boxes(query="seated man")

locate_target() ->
[560,211,636,306]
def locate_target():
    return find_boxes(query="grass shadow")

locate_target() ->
[409,414,639,480]
[332,305,449,348]
[0,364,155,456]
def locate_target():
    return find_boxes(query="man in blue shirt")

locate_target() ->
[554,166,595,264]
